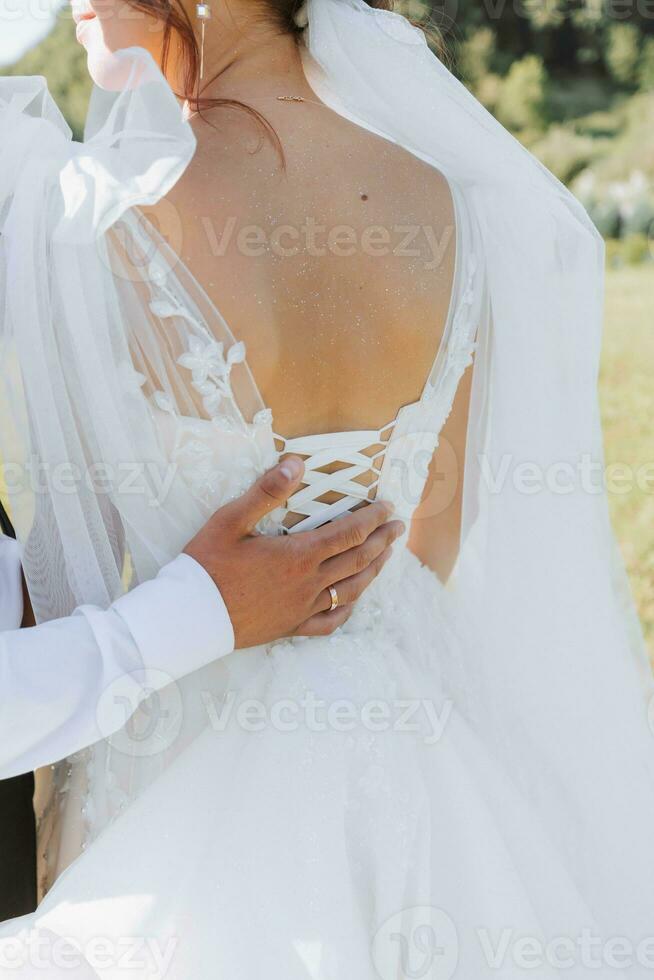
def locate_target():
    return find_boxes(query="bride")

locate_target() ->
[2,0,654,976]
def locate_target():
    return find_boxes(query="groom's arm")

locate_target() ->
[0,551,233,781]
[0,457,403,780]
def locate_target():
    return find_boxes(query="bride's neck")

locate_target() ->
[183,24,310,105]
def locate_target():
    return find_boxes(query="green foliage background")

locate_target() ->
[446,0,654,247]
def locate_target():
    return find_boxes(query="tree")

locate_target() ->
[605,23,641,88]
[496,54,549,132]
[458,26,496,89]
[639,37,654,92]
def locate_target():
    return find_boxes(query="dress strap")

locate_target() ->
[420,180,483,408]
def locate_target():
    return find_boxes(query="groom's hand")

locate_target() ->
[184,456,405,649]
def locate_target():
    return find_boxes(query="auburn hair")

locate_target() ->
[123,0,390,108]
[125,0,439,146]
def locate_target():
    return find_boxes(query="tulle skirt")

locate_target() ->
[0,549,651,980]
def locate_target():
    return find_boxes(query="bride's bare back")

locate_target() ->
[149,88,469,578]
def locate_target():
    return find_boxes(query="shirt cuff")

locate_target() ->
[112,554,235,679]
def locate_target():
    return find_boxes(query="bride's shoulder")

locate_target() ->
[297,100,454,217]
[155,96,454,252]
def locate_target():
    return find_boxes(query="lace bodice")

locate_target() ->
[135,180,482,535]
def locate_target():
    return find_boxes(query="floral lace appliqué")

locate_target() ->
[143,262,277,510]
[177,336,246,419]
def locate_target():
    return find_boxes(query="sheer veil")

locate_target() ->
[1,0,654,937]
[302,0,654,940]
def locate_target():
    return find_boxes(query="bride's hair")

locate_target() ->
[125,0,438,119]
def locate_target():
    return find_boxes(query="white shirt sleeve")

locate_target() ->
[0,550,234,780]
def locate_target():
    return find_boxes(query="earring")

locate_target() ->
[294,1,308,29]
[196,2,212,82]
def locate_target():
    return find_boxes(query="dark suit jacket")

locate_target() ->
[0,499,37,920]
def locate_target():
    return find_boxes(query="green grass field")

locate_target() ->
[601,264,654,661]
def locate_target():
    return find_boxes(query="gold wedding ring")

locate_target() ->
[328,586,339,612]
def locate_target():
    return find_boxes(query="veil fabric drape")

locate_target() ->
[298,0,654,939]
[1,0,654,963]
[299,0,654,942]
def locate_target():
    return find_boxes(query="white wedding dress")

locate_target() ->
[3,1,654,977]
